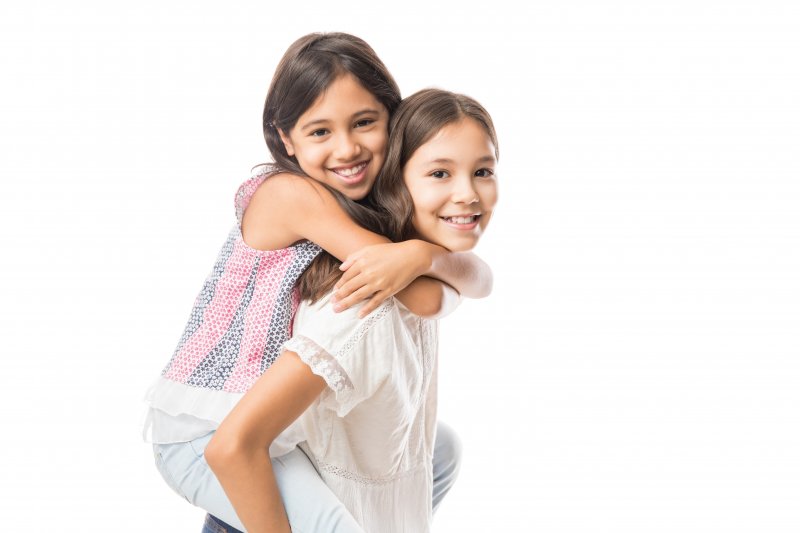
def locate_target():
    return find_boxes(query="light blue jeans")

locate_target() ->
[153,421,462,533]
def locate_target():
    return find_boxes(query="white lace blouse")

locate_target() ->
[270,292,439,533]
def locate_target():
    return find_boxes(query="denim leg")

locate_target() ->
[201,514,243,533]
[154,432,363,533]
[432,421,463,514]
[272,445,364,532]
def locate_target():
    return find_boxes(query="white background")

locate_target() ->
[1,1,798,531]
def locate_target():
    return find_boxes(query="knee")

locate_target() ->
[204,432,243,476]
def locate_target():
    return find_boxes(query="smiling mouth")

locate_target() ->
[330,161,368,178]
[441,214,481,224]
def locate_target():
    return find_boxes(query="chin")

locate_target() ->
[343,187,370,201]
[440,239,479,253]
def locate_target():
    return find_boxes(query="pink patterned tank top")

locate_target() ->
[145,166,321,432]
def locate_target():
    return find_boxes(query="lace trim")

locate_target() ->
[283,336,354,395]
[316,459,426,486]
[335,299,394,358]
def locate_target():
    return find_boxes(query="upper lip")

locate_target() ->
[329,160,369,172]
[441,213,481,218]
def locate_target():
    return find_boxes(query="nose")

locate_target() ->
[452,175,479,205]
[334,132,362,161]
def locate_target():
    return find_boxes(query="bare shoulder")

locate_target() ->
[242,172,329,250]
[252,172,332,208]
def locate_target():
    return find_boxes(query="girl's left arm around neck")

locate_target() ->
[333,240,493,318]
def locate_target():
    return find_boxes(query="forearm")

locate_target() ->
[210,447,290,533]
[205,351,326,533]
[396,276,462,319]
[393,241,489,317]
[418,241,493,299]
[330,233,491,316]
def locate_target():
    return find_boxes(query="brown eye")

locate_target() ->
[431,170,449,179]
[475,168,495,178]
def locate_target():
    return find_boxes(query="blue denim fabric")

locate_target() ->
[155,435,363,532]
[431,421,462,513]
[201,513,243,533]
[154,421,462,532]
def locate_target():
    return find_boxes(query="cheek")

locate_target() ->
[480,182,499,209]
[369,132,388,161]
[415,194,446,228]
[297,144,326,166]
[406,183,436,219]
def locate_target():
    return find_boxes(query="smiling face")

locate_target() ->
[278,74,389,200]
[403,118,498,252]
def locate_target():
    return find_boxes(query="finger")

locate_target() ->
[339,251,365,272]
[334,285,377,312]
[358,291,389,318]
[334,275,365,299]
[334,266,360,290]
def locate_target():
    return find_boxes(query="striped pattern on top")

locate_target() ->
[160,168,321,393]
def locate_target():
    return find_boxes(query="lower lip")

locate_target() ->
[441,217,480,230]
[330,163,369,186]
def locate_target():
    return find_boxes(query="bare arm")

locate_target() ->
[204,351,326,533]
[426,244,493,299]
[393,275,463,320]
[334,239,493,309]
[242,174,450,317]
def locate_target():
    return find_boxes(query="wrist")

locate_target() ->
[408,239,440,277]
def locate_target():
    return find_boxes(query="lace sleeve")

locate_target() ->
[282,298,395,415]
[284,335,353,393]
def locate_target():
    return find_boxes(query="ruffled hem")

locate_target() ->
[283,335,355,412]
[143,377,244,427]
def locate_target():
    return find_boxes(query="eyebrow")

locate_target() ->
[427,155,496,165]
[299,108,382,131]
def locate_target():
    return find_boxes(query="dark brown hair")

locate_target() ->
[295,195,388,302]
[299,88,499,303]
[265,33,400,302]
[263,32,401,176]
[370,88,499,243]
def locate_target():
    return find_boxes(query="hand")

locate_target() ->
[333,241,429,318]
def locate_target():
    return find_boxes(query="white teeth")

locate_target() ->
[333,162,367,177]
[443,215,478,224]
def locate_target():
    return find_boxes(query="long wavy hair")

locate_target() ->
[264,33,400,302]
[298,88,499,303]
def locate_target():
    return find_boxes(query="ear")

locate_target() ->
[277,128,295,157]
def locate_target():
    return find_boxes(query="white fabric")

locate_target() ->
[142,377,244,443]
[143,408,218,444]
[279,293,439,533]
